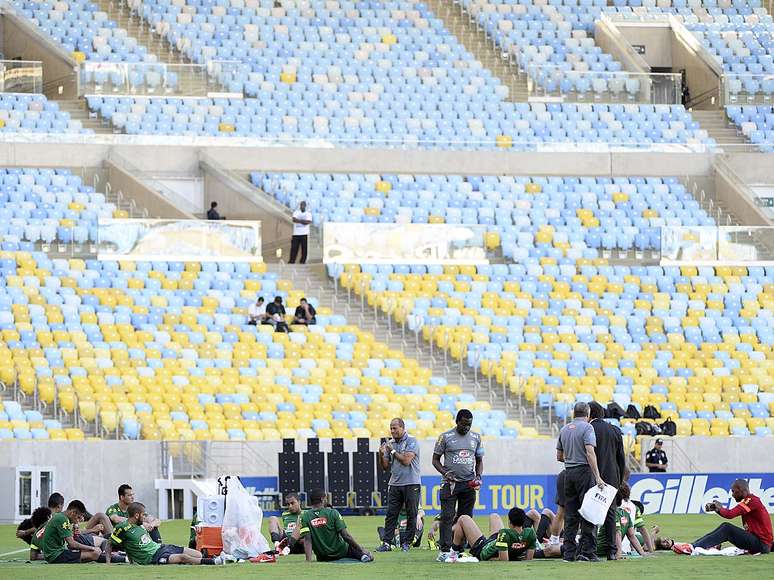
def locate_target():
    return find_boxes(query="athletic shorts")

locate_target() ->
[74,533,95,547]
[51,549,82,564]
[152,544,185,564]
[470,533,497,560]
[317,543,366,562]
[556,470,566,508]
[536,514,552,543]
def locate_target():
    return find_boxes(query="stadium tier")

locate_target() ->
[87,96,711,147]
[0,168,122,249]
[0,250,533,441]
[727,105,774,150]
[0,94,92,135]
[13,0,148,61]
[333,262,774,438]
[252,174,709,253]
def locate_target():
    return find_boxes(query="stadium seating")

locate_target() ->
[86,95,711,149]
[255,171,774,438]
[253,173,710,254]
[726,105,774,150]
[0,94,92,135]
[12,0,148,62]
[0,168,117,249]
[0,250,531,441]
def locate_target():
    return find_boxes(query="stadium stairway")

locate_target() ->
[94,0,190,65]
[271,262,550,435]
[690,110,757,152]
[425,0,529,101]
[57,100,114,135]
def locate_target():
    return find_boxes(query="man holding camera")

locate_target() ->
[673,479,772,555]
[432,409,484,559]
[376,418,421,552]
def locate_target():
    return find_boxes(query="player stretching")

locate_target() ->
[443,508,536,562]
[268,493,305,555]
[106,502,225,565]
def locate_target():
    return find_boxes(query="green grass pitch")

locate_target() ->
[0,514,772,579]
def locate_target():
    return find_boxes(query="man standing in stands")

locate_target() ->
[673,479,772,555]
[645,439,668,472]
[376,417,421,552]
[289,489,373,562]
[589,401,627,560]
[289,200,312,264]
[556,401,606,562]
[107,484,162,543]
[207,201,224,220]
[432,409,484,559]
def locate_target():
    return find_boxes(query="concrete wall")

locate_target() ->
[670,18,722,109]
[2,437,774,522]
[1,12,78,99]
[595,21,666,71]
[0,135,716,177]
[713,157,773,226]
[105,159,196,219]
[0,441,160,522]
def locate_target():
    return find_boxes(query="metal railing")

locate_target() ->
[527,65,683,104]
[0,59,43,93]
[78,60,244,97]
[721,73,774,106]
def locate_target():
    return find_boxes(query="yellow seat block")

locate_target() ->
[525,183,542,194]
[428,215,445,224]
[381,33,397,45]
[71,51,86,63]
[279,72,296,83]
[495,135,512,148]
[218,123,235,132]
[375,180,392,193]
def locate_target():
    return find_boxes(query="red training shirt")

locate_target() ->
[717,493,773,546]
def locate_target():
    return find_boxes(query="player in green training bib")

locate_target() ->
[596,506,646,559]
[41,500,102,564]
[445,507,536,562]
[289,489,373,562]
[107,484,162,543]
[268,492,305,555]
[106,501,225,566]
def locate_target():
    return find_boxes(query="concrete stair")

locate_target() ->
[425,0,529,102]
[57,99,114,134]
[269,263,551,436]
[691,109,757,152]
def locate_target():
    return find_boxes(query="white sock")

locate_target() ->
[549,535,560,545]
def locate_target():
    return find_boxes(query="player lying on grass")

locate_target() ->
[673,478,773,555]
[40,500,103,564]
[107,484,162,543]
[268,492,305,555]
[440,508,536,562]
[289,488,374,562]
[106,502,226,565]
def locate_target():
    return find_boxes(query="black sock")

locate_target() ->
[452,543,463,553]
[270,532,281,543]
[201,558,216,565]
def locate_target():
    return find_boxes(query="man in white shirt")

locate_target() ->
[247,296,266,325]
[290,201,312,264]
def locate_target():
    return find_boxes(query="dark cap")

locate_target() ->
[655,438,663,445]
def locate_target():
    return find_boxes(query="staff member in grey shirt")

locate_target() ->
[556,401,606,562]
[376,418,421,552]
[432,409,484,556]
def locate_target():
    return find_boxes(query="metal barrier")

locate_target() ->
[0,59,43,93]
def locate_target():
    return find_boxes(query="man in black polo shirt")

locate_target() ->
[645,439,668,472]
[556,401,606,562]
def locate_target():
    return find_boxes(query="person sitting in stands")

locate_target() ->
[293,298,317,326]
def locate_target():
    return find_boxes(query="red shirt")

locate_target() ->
[717,493,773,546]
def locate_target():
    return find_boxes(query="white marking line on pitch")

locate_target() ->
[0,548,28,557]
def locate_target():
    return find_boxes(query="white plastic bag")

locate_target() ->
[221,477,270,558]
[578,483,618,525]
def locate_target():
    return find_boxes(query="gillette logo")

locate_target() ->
[630,475,774,515]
